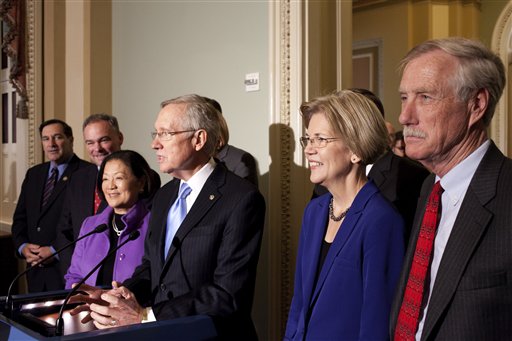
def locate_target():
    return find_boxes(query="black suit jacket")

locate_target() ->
[313,151,429,245]
[367,151,430,244]
[11,154,91,292]
[217,144,259,187]
[123,164,265,340]
[390,142,512,340]
[55,163,104,274]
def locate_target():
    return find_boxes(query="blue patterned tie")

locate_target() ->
[164,183,192,259]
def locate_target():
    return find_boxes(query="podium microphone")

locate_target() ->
[4,224,108,317]
[55,230,140,336]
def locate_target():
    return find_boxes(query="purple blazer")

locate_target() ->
[64,200,150,289]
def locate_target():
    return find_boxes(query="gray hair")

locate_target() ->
[160,94,221,157]
[399,37,505,126]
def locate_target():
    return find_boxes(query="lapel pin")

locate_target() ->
[62,176,68,181]
[209,194,215,200]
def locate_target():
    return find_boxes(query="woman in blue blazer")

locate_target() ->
[285,90,405,340]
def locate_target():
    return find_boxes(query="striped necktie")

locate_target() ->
[42,167,58,208]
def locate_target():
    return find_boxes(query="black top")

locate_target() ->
[315,239,332,283]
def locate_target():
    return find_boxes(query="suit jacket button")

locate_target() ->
[160,283,166,291]
[36,227,41,232]
[118,253,125,261]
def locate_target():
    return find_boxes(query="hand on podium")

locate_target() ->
[68,283,110,323]
[68,281,144,329]
[89,282,144,329]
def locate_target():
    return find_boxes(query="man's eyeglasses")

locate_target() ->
[299,136,341,148]
[151,130,196,141]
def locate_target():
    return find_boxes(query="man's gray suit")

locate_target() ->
[390,142,512,339]
[123,163,265,339]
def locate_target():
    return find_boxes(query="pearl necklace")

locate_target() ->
[112,215,123,237]
[329,197,350,222]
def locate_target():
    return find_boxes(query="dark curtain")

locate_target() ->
[0,0,27,119]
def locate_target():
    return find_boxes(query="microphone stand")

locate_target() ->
[55,230,140,336]
[4,224,108,317]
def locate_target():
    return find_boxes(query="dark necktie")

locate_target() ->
[394,181,444,341]
[42,167,59,208]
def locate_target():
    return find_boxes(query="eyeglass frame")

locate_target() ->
[151,130,197,141]
[299,136,341,148]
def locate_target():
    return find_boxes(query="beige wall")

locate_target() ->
[353,1,410,127]
[481,0,509,47]
[353,0,488,131]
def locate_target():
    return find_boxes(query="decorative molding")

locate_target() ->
[491,1,512,155]
[279,0,292,336]
[27,0,36,167]
[353,38,383,97]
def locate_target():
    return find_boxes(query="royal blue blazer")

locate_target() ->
[285,181,404,341]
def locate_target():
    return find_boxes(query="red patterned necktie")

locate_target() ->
[394,181,444,341]
[94,187,101,214]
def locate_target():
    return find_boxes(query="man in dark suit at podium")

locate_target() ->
[11,119,90,292]
[71,95,265,340]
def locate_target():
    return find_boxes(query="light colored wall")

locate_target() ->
[111,1,270,336]
[111,1,269,184]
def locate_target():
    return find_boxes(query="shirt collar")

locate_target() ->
[50,154,74,177]
[180,158,216,194]
[437,140,490,207]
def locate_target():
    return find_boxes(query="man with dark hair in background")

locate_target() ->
[12,119,90,292]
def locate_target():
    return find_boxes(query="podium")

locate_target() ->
[0,291,217,340]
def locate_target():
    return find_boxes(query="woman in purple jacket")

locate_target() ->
[65,150,159,289]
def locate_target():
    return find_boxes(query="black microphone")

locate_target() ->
[55,230,140,336]
[4,224,108,317]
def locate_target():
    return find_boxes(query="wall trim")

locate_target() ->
[491,2,512,155]
[353,38,383,98]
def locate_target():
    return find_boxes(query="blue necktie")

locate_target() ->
[164,183,192,259]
